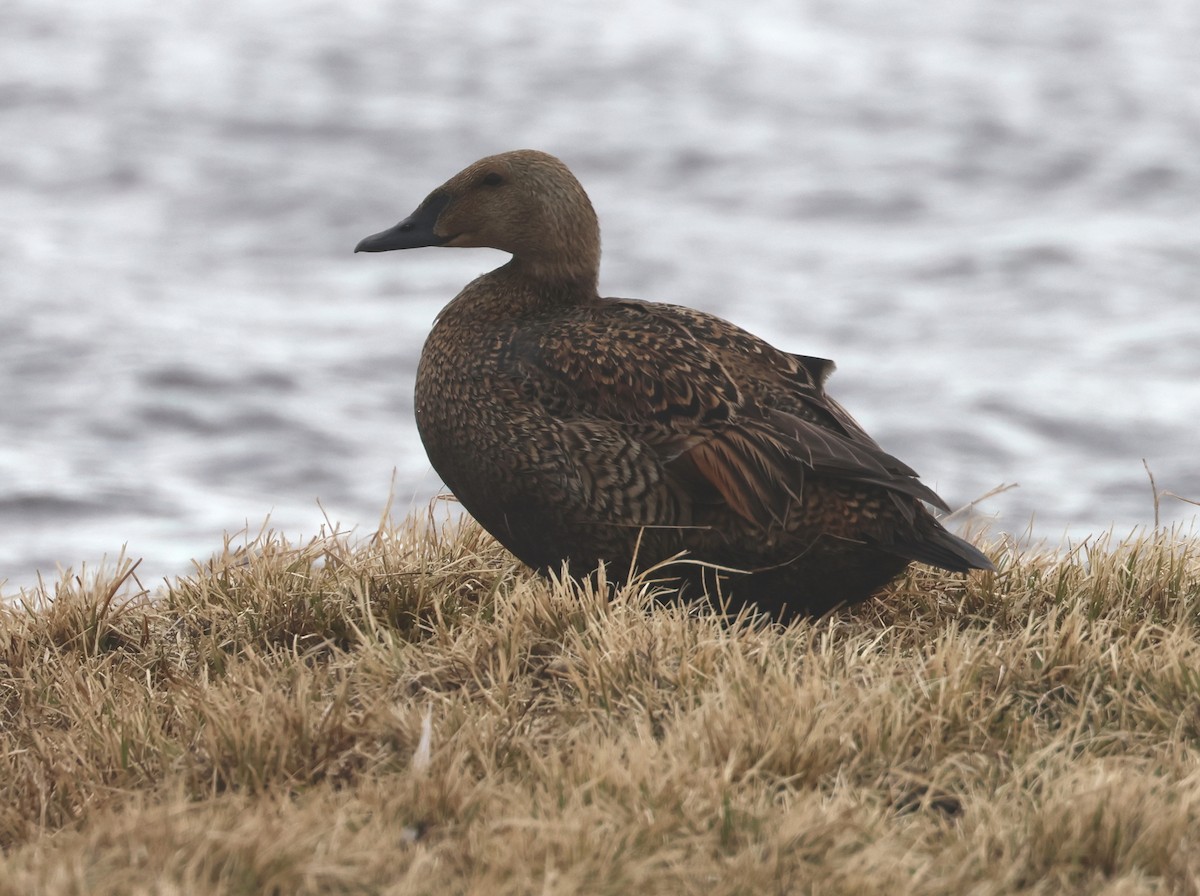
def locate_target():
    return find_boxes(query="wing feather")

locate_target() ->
[514,299,949,529]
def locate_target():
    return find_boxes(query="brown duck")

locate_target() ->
[356,150,993,618]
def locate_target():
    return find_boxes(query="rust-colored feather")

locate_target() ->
[681,427,799,528]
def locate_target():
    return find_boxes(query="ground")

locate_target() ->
[1,513,1198,895]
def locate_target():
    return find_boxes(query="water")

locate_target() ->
[3,0,1199,593]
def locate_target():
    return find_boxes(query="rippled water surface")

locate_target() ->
[3,0,1199,591]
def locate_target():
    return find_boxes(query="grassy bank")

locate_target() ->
[2,512,1199,895]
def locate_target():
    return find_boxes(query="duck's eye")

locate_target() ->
[481,171,504,187]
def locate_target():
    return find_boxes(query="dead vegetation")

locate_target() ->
[1,511,1199,895]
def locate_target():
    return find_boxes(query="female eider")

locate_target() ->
[356,149,992,618]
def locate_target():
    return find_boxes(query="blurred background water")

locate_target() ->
[3,0,1199,593]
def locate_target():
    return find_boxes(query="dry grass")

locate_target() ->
[2,510,1200,895]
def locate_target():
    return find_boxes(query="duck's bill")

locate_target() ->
[354,193,452,252]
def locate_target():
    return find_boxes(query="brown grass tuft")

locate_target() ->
[2,515,1200,894]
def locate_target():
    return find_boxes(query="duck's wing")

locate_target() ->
[513,300,948,529]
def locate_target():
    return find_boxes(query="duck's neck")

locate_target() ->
[438,258,600,325]
[508,253,600,294]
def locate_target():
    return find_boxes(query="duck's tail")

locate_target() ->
[891,523,995,574]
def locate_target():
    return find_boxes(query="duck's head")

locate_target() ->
[355,149,600,286]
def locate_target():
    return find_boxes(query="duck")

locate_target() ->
[356,149,993,619]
